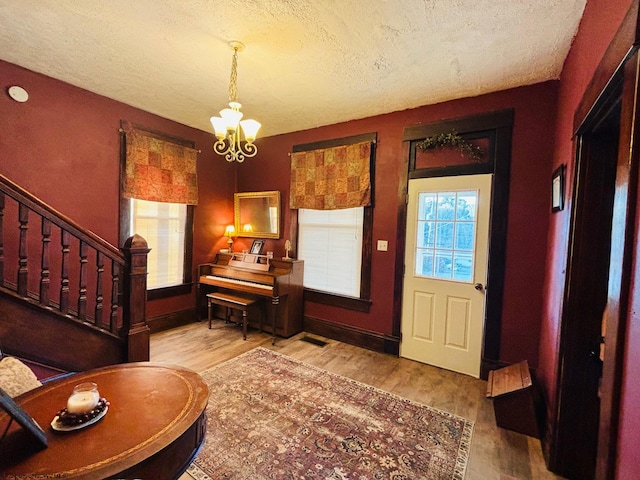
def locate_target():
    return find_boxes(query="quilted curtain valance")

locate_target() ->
[123,126,199,205]
[289,141,372,210]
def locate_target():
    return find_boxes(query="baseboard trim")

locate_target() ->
[303,316,400,355]
[148,308,197,333]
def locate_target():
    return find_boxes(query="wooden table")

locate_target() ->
[0,362,209,479]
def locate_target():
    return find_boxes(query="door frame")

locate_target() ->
[395,109,514,379]
[552,98,620,479]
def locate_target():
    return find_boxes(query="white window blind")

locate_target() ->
[130,198,187,289]
[298,207,363,297]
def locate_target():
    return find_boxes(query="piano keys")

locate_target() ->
[197,253,304,338]
[203,274,275,294]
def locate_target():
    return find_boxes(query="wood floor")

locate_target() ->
[150,320,565,480]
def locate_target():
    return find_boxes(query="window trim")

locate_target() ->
[118,122,195,299]
[290,132,376,312]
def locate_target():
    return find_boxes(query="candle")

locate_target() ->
[66,382,100,414]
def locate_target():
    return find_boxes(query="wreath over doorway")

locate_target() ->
[416,131,484,162]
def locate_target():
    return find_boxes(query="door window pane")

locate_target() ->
[415,190,479,282]
[418,221,435,249]
[436,193,456,220]
[418,193,437,221]
[435,222,454,249]
[454,222,475,251]
[434,250,453,278]
[453,252,474,282]
[416,248,435,277]
[456,191,477,220]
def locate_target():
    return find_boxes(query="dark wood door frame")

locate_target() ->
[395,109,514,379]
[552,101,620,479]
[548,2,640,478]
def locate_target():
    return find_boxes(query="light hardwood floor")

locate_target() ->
[150,321,565,480]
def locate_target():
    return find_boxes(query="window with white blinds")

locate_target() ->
[298,207,364,297]
[130,198,187,289]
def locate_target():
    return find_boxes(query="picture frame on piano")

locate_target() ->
[250,240,265,255]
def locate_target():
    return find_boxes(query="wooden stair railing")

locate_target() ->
[0,173,150,371]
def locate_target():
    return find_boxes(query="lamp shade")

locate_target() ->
[210,116,228,139]
[220,107,243,132]
[240,119,261,142]
[225,225,235,236]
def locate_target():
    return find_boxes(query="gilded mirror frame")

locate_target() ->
[234,191,281,239]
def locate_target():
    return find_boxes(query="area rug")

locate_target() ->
[187,347,473,479]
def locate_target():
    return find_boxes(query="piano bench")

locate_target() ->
[206,292,263,340]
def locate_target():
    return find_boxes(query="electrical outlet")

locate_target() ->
[377,240,388,251]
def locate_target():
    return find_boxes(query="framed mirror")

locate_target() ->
[234,191,280,239]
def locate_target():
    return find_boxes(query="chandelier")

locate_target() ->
[210,41,261,163]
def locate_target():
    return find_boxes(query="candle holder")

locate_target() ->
[67,382,100,414]
[51,382,110,431]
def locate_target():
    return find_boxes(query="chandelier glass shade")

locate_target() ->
[211,42,261,163]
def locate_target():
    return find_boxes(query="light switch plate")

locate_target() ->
[377,240,388,251]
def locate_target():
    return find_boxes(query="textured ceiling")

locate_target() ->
[0,0,586,138]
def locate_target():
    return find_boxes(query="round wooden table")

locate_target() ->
[0,362,209,479]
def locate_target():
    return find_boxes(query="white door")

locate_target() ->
[400,174,492,378]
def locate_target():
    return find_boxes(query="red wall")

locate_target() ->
[239,82,558,367]
[0,59,236,320]
[0,8,596,392]
[1,58,558,370]
[535,0,639,477]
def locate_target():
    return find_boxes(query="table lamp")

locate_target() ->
[225,225,235,252]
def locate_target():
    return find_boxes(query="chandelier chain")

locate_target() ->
[228,48,238,102]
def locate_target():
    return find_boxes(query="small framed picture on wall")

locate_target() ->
[552,165,565,212]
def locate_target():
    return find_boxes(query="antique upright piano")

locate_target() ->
[197,252,304,338]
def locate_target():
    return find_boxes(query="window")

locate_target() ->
[295,207,372,312]
[119,123,197,299]
[126,198,193,299]
[291,132,375,311]
[130,199,188,290]
[298,207,363,297]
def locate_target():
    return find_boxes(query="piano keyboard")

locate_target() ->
[205,275,273,291]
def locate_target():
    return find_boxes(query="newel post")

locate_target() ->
[121,234,151,363]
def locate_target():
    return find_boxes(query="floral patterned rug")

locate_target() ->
[187,347,473,479]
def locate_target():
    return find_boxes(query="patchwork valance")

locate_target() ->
[123,126,199,205]
[289,141,372,210]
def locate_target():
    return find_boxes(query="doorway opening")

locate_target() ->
[552,98,620,479]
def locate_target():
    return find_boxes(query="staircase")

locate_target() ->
[0,174,150,372]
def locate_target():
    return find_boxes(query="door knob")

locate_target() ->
[474,283,484,291]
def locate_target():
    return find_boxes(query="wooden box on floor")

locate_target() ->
[486,360,539,438]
